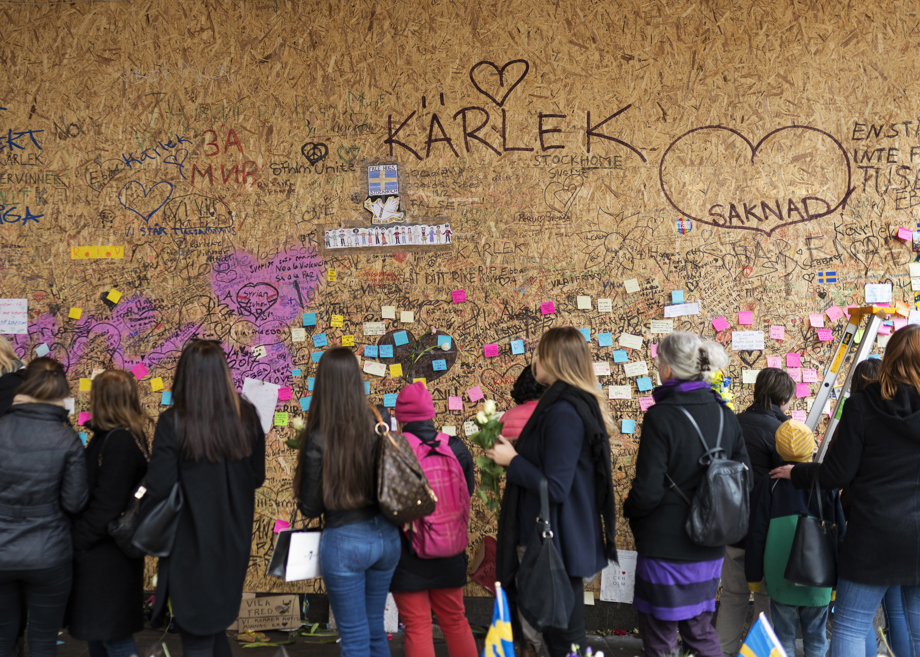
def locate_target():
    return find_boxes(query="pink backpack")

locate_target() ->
[402,431,471,559]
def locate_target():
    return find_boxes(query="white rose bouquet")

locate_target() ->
[468,399,505,512]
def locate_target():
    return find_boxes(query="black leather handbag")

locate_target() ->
[784,477,838,588]
[130,415,184,558]
[516,478,575,631]
[100,428,150,559]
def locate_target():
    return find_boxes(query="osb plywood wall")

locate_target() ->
[1,0,915,596]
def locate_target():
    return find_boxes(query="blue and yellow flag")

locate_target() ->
[482,583,515,657]
[740,612,787,657]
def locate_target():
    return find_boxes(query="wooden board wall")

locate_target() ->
[1,0,916,596]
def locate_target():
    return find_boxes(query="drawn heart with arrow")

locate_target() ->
[118,181,173,224]
[545,175,584,214]
[469,59,530,107]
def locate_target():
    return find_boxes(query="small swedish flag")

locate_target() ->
[483,583,515,657]
[739,613,787,657]
[817,271,837,284]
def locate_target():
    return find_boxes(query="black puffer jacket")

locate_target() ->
[0,402,89,569]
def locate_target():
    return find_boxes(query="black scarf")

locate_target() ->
[495,380,619,594]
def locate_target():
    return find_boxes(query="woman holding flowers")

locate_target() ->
[486,327,619,656]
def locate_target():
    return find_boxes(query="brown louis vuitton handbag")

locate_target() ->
[370,405,437,525]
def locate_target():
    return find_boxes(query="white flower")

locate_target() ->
[483,399,496,415]
[476,411,488,424]
[291,417,306,431]
[440,342,450,351]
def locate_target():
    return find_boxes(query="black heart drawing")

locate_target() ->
[301,142,329,166]
[337,145,359,165]
[544,175,584,214]
[469,60,530,107]
[118,180,173,224]
[738,350,762,369]
[377,330,458,383]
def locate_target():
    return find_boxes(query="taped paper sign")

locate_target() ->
[600,550,638,603]
[664,302,700,318]
[241,378,281,434]
[650,320,673,334]
[731,331,765,351]
[233,594,299,632]
[364,321,386,336]
[609,385,632,399]
[325,224,453,247]
[0,299,27,334]
[623,361,649,377]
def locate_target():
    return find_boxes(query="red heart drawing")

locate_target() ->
[480,365,525,407]
[469,60,530,107]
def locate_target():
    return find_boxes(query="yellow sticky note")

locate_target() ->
[328,268,337,282]
[150,377,164,392]
[390,364,403,378]
[413,378,427,387]
[106,289,122,303]
[331,314,344,328]
[274,412,289,427]
[69,307,82,320]
[400,311,415,323]
[342,334,355,347]
[79,378,92,392]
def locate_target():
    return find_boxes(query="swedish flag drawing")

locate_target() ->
[739,613,787,657]
[818,271,837,284]
[482,583,515,657]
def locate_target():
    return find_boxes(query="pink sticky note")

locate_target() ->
[278,387,292,401]
[898,227,913,241]
[795,382,811,399]
[467,386,484,402]
[817,328,834,342]
[540,301,556,315]
[131,363,148,380]
[770,325,785,340]
[711,316,730,332]
[894,318,908,330]
[484,343,499,357]
[791,410,808,422]
[878,324,892,335]
[809,314,825,328]
[452,289,467,303]
[650,344,658,359]
[78,412,91,425]
[786,353,802,367]
[802,368,818,383]
[738,311,753,325]
[826,306,844,322]
[767,356,782,368]
[273,519,290,534]
[787,367,802,382]
[639,396,655,411]
[448,396,463,411]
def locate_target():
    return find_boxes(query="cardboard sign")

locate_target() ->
[234,594,299,632]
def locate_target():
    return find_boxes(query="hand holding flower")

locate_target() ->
[484,435,517,467]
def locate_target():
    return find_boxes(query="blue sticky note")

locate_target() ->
[380,345,394,358]
[364,345,379,358]
[79,432,88,445]
[672,291,684,304]
[313,333,328,347]
[308,377,315,391]
[383,393,398,408]
[438,336,453,349]
[621,419,636,434]
[35,343,50,357]
[637,376,653,392]
[300,397,312,411]
[161,391,173,405]
[311,351,323,363]
[432,359,447,371]
[869,354,882,360]
[303,312,317,326]
[393,330,409,346]
[612,350,628,363]
[578,328,591,342]
[292,368,302,377]
[598,332,613,347]
[364,381,370,395]
[510,340,525,355]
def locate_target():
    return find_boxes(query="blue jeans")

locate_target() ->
[832,579,920,657]
[771,600,829,657]
[864,586,910,656]
[87,636,139,657]
[320,515,400,657]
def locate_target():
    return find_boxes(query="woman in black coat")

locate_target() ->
[142,341,265,657]
[69,370,150,657]
[0,336,24,416]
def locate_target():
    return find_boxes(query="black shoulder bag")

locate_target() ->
[784,475,838,588]
[100,427,150,559]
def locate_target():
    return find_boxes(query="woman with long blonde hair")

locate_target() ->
[0,336,25,416]
[487,326,618,656]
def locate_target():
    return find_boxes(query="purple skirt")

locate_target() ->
[632,555,723,621]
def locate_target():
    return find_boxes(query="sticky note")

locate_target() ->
[273,519,290,534]
[291,328,306,342]
[826,306,845,322]
[511,340,525,354]
[150,377,164,392]
[767,356,782,368]
[327,268,336,282]
[131,363,148,380]
[382,306,396,319]
[624,279,640,293]
[770,325,785,340]
[383,394,398,408]
[300,397,312,411]
[598,332,613,347]
[540,301,556,315]
[274,412,289,427]
[576,295,591,310]
[432,359,447,371]
[612,350,628,363]
[448,396,463,411]
[69,307,82,320]
[738,311,753,325]
[342,335,355,347]
[639,396,655,411]
[803,369,819,383]
[78,412,91,425]
[650,344,658,358]
[35,343,50,357]
[313,333,328,347]
[855,328,865,344]
[636,376,653,392]
[364,345,379,357]
[413,378,426,386]
[624,361,649,377]
[597,299,612,313]
[809,313,825,328]
[742,370,760,384]
[452,290,467,303]
[650,320,673,334]
[899,227,913,241]
[791,410,807,422]
[278,387,292,401]
[672,290,684,304]
[307,377,315,390]
[161,391,172,405]
[364,361,386,376]
[364,381,370,395]
[787,367,802,382]
[79,378,92,392]
[484,344,499,357]
[393,331,409,346]
[311,351,323,363]
[817,328,834,342]
[252,345,267,359]
[786,353,801,367]
[621,419,636,434]
[609,385,632,400]
[619,333,643,350]
[438,336,453,350]
[303,312,317,326]
[380,345,394,358]
[330,314,344,328]
[441,425,457,436]
[79,433,88,445]
[467,386,484,402]
[593,362,611,376]
[711,316,730,332]
[400,311,415,323]
[463,421,478,435]
[389,364,403,377]
[795,383,811,399]
[106,289,122,303]
[292,369,302,377]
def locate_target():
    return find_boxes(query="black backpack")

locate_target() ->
[666,406,750,547]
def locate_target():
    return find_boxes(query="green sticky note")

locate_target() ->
[274,412,289,427]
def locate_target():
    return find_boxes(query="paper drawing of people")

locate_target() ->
[443,225,453,243]
[429,226,436,243]
[435,225,442,243]
[380,229,388,246]
[325,232,333,249]
[374,228,381,245]
[338,230,347,247]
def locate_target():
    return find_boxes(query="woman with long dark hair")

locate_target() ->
[69,370,150,657]
[0,336,24,416]
[142,341,265,657]
[295,347,400,657]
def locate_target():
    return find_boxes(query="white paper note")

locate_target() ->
[624,279,640,293]
[381,306,396,319]
[241,378,281,434]
[618,333,643,350]
[593,362,611,376]
[623,361,649,377]
[608,385,632,400]
[597,299,612,313]
[663,302,700,318]
[0,299,27,335]
[600,550,638,603]
[650,320,673,334]
[742,369,761,384]
[363,361,386,377]
[291,328,306,342]
[576,295,591,310]
[732,331,765,351]
[865,283,892,304]
[363,322,386,336]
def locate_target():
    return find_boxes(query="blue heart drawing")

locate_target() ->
[118,180,173,224]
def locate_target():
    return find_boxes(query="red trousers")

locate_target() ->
[392,588,478,657]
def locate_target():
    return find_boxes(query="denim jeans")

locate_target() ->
[320,515,400,657]
[87,636,139,657]
[832,579,920,657]
[770,600,828,657]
